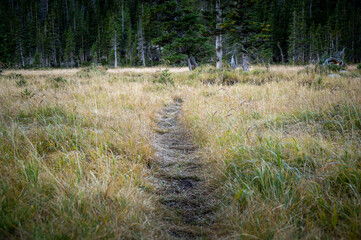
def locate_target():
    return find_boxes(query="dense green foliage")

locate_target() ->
[0,0,360,68]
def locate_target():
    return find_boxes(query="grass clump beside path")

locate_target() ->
[181,66,361,239]
[0,71,172,239]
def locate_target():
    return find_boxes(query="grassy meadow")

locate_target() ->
[0,65,360,239]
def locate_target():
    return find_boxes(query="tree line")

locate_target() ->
[0,0,360,70]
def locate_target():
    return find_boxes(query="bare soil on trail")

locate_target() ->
[150,98,217,239]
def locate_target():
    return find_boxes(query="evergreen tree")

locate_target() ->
[0,0,360,67]
[153,0,213,70]
[105,13,120,67]
[64,26,75,67]
[222,0,271,70]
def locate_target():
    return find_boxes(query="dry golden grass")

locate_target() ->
[179,68,361,239]
[0,65,360,239]
[3,68,81,76]
[0,70,175,238]
[107,67,188,74]
[3,66,188,77]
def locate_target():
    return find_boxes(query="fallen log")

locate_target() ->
[322,57,345,67]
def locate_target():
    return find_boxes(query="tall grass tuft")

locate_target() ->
[180,65,361,238]
[0,70,170,239]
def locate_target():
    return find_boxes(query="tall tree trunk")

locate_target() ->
[97,26,101,64]
[242,53,249,71]
[114,34,117,67]
[52,18,57,66]
[292,11,296,63]
[351,27,355,62]
[52,44,57,66]
[81,34,84,64]
[19,41,25,67]
[301,7,305,64]
[187,57,193,71]
[65,0,69,22]
[122,1,124,33]
[72,0,76,34]
[230,53,236,68]
[40,0,48,22]
[215,0,222,69]
[277,42,284,64]
[190,56,198,69]
[138,15,146,67]
[335,33,339,53]
[309,40,313,64]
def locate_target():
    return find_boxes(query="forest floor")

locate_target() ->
[0,65,360,239]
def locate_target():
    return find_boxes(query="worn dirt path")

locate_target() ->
[151,98,217,239]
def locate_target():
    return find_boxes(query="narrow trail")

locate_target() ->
[151,98,217,239]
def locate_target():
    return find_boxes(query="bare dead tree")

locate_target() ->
[138,15,146,66]
[216,0,223,69]
[187,57,193,71]
[190,56,198,68]
[277,42,285,64]
[242,52,249,71]
[241,45,249,71]
[114,32,118,67]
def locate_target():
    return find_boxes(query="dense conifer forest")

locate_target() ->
[0,0,360,68]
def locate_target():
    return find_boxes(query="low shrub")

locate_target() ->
[16,77,27,87]
[77,64,107,78]
[154,69,174,85]
[54,76,67,83]
[21,88,34,99]
[6,73,27,87]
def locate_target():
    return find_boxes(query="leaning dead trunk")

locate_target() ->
[277,42,284,64]
[242,53,249,71]
[215,0,222,69]
[187,57,193,71]
[322,57,344,66]
[190,56,198,69]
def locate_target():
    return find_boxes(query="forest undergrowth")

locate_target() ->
[0,65,360,239]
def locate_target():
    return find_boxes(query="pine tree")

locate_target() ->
[33,51,41,67]
[0,0,360,67]
[64,26,75,67]
[106,13,120,67]
[153,0,213,70]
[222,0,271,69]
